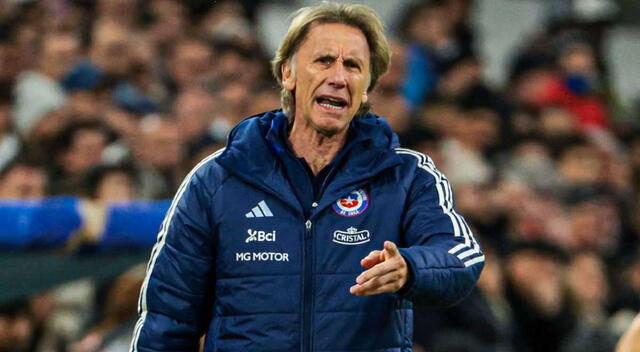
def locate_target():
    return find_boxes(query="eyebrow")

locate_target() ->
[314,52,365,67]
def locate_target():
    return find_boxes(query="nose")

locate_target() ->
[327,61,347,89]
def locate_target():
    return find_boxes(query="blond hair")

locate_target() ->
[271,2,391,118]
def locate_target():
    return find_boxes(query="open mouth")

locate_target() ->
[316,96,348,111]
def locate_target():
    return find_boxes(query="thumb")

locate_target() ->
[383,241,400,259]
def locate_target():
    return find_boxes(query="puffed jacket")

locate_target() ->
[130,110,484,352]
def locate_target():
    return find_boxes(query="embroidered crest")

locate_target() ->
[332,189,369,217]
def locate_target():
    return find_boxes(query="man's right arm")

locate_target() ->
[130,164,218,352]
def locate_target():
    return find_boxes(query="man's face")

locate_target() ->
[63,129,108,175]
[0,166,47,199]
[282,23,371,136]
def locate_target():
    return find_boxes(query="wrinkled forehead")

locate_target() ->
[297,22,370,60]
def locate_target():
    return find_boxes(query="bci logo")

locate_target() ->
[246,229,276,243]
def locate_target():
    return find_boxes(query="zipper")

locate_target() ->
[301,219,313,351]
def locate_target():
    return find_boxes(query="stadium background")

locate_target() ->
[0,0,639,351]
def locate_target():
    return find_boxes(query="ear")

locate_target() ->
[361,90,368,104]
[281,59,295,91]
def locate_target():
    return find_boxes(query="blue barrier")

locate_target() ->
[0,198,170,250]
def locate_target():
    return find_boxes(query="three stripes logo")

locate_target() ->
[245,200,274,218]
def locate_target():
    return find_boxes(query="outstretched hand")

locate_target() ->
[350,241,408,296]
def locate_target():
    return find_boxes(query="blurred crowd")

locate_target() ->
[0,0,638,351]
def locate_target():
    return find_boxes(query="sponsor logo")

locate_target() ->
[245,200,274,218]
[333,227,371,245]
[332,189,370,217]
[235,252,289,262]
[246,229,276,243]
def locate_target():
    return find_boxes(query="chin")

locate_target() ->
[311,116,349,137]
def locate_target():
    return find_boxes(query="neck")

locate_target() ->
[288,117,348,175]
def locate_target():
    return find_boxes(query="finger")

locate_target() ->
[350,281,401,297]
[355,270,404,293]
[355,261,397,285]
[360,250,383,268]
[351,268,406,296]
[383,241,400,259]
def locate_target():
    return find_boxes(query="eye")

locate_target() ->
[345,60,361,71]
[315,56,334,65]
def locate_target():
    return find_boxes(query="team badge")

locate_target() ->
[332,189,369,217]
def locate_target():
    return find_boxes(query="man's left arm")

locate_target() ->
[350,162,484,306]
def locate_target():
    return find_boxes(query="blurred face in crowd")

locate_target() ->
[91,21,132,76]
[98,0,137,24]
[439,58,482,98]
[539,107,576,138]
[568,198,620,254]
[567,252,608,311]
[444,0,472,25]
[40,33,79,80]
[216,49,262,84]
[282,23,371,136]
[558,145,602,185]
[456,184,494,222]
[219,80,251,124]
[174,87,216,140]
[559,44,597,76]
[139,116,183,170]
[148,0,187,44]
[419,102,459,135]
[14,23,39,69]
[507,250,565,316]
[62,128,108,175]
[96,170,136,202]
[0,165,47,199]
[409,5,450,45]
[455,108,499,151]
[370,84,409,134]
[168,40,213,90]
[513,68,554,106]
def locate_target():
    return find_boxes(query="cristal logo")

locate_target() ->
[332,227,370,245]
[246,229,276,243]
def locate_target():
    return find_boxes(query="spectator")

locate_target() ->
[173,86,224,143]
[12,31,79,135]
[84,163,138,203]
[0,158,47,199]
[132,115,184,199]
[439,105,498,186]
[49,121,112,195]
[505,241,574,352]
[164,38,214,98]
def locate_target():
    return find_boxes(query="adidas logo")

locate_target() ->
[245,200,274,218]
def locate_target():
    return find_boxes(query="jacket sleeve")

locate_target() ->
[397,154,484,307]
[130,161,219,352]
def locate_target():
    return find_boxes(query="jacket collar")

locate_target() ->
[216,110,402,216]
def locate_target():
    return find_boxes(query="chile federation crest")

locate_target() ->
[332,189,370,217]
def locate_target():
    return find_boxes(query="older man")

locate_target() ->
[130,3,484,351]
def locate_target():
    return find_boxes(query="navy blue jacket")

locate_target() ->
[130,110,484,352]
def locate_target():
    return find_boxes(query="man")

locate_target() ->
[12,31,79,135]
[130,3,484,351]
